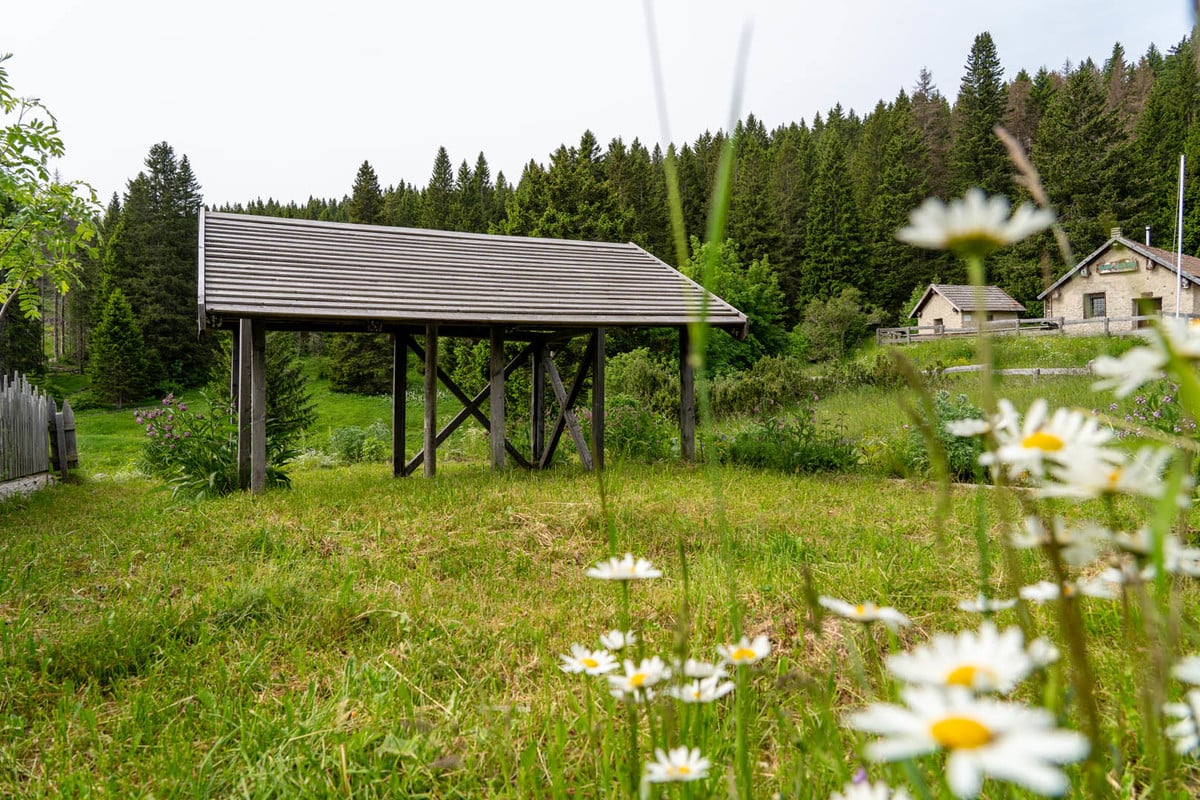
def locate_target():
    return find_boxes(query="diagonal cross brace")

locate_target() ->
[403,335,534,474]
[539,332,597,470]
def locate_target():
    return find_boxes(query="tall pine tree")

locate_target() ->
[950,33,1012,198]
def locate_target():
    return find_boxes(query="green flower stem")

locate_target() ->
[734,664,752,799]
[626,702,640,798]
[1043,542,1108,798]
[965,254,997,419]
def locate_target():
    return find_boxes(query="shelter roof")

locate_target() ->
[198,212,748,337]
[908,284,1025,318]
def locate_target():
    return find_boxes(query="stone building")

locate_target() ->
[909,284,1025,330]
[1039,228,1200,332]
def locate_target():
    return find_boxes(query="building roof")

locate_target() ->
[1037,234,1200,300]
[198,212,749,337]
[908,284,1026,318]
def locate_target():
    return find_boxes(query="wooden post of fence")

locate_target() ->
[61,400,77,469]
[1104,317,1110,336]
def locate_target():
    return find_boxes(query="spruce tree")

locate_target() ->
[100,143,208,389]
[88,287,149,408]
[798,121,865,304]
[911,68,953,198]
[422,146,456,229]
[330,160,393,393]
[950,32,1012,197]
[347,160,385,225]
[770,122,816,316]
[728,115,779,264]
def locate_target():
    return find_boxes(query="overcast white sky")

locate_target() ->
[6,1,1194,207]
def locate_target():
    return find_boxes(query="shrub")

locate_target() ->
[326,420,392,464]
[710,356,812,418]
[135,393,294,499]
[606,348,678,417]
[716,398,858,474]
[904,390,985,482]
[596,395,673,462]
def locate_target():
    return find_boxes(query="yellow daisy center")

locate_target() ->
[675,765,691,776]
[930,716,993,749]
[855,604,867,615]
[731,647,757,662]
[581,657,599,668]
[1022,430,1064,451]
[945,231,1006,259]
[630,673,647,688]
[1107,469,1122,487]
[946,664,995,688]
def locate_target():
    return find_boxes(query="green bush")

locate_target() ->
[326,420,392,464]
[904,390,985,482]
[135,393,294,499]
[606,348,678,417]
[593,395,673,462]
[710,356,812,418]
[715,399,858,474]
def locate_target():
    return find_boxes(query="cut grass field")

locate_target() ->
[6,461,1161,798]
[6,337,1200,797]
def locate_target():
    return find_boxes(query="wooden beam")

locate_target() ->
[530,341,546,463]
[250,319,267,493]
[679,326,695,462]
[424,324,438,477]
[404,335,534,471]
[490,327,506,470]
[392,333,406,478]
[540,335,597,468]
[543,348,594,471]
[236,319,253,489]
[591,328,605,470]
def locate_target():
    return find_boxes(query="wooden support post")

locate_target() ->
[531,341,546,463]
[490,327,506,470]
[392,332,406,478]
[591,328,605,470]
[236,319,253,489]
[679,326,696,462]
[424,324,438,478]
[250,319,267,494]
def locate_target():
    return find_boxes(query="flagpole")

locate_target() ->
[1177,152,1185,318]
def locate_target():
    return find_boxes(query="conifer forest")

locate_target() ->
[6,31,1200,399]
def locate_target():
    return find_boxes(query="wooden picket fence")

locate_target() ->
[0,372,76,486]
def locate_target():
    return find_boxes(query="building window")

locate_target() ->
[962,312,973,323]
[1084,292,1106,318]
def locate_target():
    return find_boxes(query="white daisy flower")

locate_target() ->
[607,656,671,695]
[717,634,772,666]
[1159,316,1200,360]
[1113,528,1200,576]
[896,189,1056,259]
[1174,655,1200,685]
[665,674,735,703]
[644,746,711,783]
[819,597,912,631]
[1041,447,1187,505]
[848,685,1089,798]
[1028,638,1061,668]
[946,418,991,437]
[559,644,619,675]
[830,780,913,800]
[673,657,728,679]
[1092,345,1166,398]
[1019,578,1118,603]
[599,629,636,651]
[1164,690,1200,756]
[585,553,662,580]
[979,400,1121,482]
[1008,516,1112,567]
[610,686,656,704]
[886,622,1034,694]
[957,594,1018,614]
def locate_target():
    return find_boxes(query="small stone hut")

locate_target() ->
[909,284,1025,330]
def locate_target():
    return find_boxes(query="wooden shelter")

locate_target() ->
[197,212,749,492]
